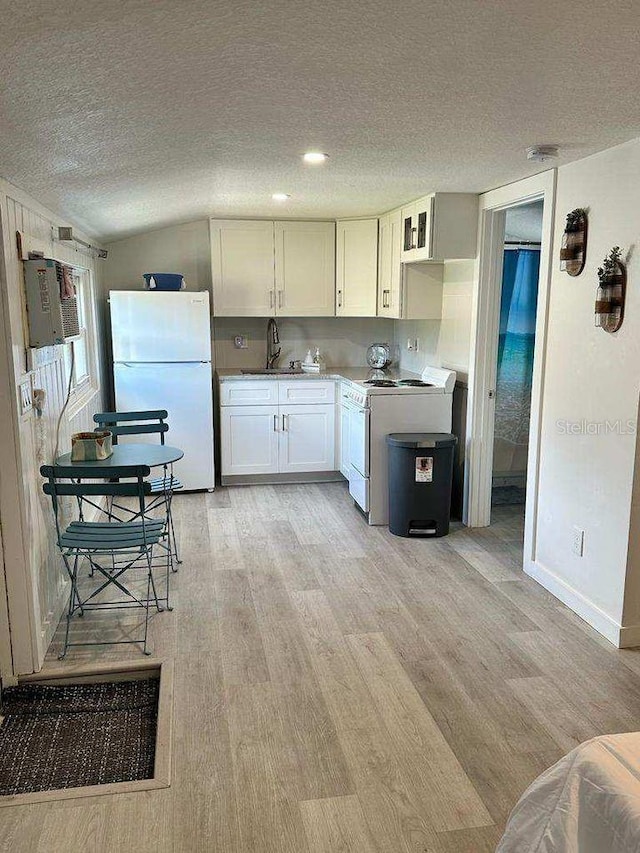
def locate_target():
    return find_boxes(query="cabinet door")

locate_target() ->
[274,221,335,316]
[400,203,416,262]
[220,405,279,476]
[210,220,275,317]
[377,209,403,318]
[336,219,378,317]
[340,402,351,478]
[412,195,434,262]
[279,404,336,473]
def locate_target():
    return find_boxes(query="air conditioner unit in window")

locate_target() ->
[23,258,81,347]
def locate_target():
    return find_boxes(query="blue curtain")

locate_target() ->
[495,249,540,447]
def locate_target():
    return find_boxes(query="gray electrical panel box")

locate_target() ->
[23,258,80,347]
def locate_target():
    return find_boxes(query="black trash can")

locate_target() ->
[386,433,458,538]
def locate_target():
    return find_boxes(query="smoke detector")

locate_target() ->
[526,145,559,163]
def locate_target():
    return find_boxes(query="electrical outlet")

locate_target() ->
[572,526,584,557]
[406,338,419,351]
[234,335,248,349]
[19,379,32,415]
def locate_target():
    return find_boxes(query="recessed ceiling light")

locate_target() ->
[303,151,329,164]
[272,193,291,201]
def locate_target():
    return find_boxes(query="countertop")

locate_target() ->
[216,366,423,383]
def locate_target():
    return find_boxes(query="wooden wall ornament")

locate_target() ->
[560,208,587,276]
[595,247,626,333]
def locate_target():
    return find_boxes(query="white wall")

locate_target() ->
[532,139,640,643]
[0,179,106,673]
[105,220,213,294]
[395,259,475,380]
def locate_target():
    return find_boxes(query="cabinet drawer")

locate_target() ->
[278,380,336,404]
[220,380,279,406]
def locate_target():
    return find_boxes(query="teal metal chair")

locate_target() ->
[41,464,170,659]
[93,410,182,566]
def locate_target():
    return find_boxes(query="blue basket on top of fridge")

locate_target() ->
[142,273,186,291]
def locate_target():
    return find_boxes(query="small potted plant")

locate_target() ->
[595,246,625,332]
[560,208,586,264]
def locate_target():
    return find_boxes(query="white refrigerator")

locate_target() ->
[110,290,215,491]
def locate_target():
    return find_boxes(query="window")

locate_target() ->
[62,267,98,406]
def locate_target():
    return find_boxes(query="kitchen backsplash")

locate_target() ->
[214,317,395,369]
[395,260,475,382]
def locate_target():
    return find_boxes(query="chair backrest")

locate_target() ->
[93,410,169,445]
[40,464,152,546]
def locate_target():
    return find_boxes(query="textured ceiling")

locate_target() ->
[1,0,639,241]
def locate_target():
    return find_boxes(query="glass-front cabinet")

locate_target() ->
[401,195,434,262]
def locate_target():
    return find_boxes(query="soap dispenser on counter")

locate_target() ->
[302,347,325,373]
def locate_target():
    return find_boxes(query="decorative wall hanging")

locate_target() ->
[560,208,587,276]
[595,246,626,333]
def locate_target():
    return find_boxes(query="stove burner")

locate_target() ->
[396,380,433,387]
[364,379,396,387]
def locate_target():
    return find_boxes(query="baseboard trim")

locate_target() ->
[618,624,640,649]
[221,471,346,486]
[524,558,631,648]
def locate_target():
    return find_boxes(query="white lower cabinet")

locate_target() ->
[279,405,335,473]
[220,405,280,476]
[220,382,337,479]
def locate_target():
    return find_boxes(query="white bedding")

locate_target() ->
[497,733,640,853]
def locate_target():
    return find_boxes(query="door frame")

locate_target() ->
[0,196,32,680]
[0,524,15,687]
[465,171,556,565]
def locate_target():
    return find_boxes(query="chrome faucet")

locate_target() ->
[266,317,281,369]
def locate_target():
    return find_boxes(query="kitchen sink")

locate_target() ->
[240,368,304,375]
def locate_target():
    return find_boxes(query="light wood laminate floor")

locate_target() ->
[3,482,640,852]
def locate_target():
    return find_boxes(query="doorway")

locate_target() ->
[465,170,556,575]
[491,201,543,512]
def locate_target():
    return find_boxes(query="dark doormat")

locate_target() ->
[0,678,159,796]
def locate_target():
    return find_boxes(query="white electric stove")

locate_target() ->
[341,366,456,524]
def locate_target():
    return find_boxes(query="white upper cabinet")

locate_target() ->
[274,221,335,317]
[210,220,275,317]
[401,196,434,263]
[400,193,478,262]
[378,207,445,320]
[377,208,403,318]
[336,218,378,317]
[211,219,335,317]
